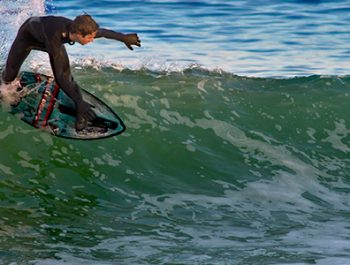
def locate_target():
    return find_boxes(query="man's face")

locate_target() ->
[76,31,97,45]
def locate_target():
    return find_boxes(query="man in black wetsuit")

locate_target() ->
[1,14,141,130]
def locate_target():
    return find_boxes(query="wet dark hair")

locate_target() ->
[70,14,99,36]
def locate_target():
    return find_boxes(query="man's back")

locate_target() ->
[18,16,73,52]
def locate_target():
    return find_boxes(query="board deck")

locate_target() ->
[8,71,126,140]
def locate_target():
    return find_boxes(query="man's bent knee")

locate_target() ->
[2,69,17,84]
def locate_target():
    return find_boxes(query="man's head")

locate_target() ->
[70,14,99,45]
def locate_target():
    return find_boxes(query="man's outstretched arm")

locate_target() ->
[95,28,141,50]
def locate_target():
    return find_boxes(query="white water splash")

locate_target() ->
[0,79,24,107]
[0,0,47,62]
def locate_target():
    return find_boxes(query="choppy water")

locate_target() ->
[1,0,350,264]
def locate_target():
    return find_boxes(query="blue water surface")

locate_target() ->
[41,0,350,77]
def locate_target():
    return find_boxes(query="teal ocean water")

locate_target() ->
[1,1,350,264]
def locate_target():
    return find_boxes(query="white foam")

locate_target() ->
[0,80,23,107]
[323,119,350,153]
[0,0,46,61]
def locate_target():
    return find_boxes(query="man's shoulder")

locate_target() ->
[36,16,73,41]
[39,16,73,24]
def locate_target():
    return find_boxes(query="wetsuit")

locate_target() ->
[2,16,129,125]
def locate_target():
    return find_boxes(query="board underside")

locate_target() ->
[10,71,125,140]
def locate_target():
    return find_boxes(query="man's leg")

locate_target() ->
[2,39,31,83]
[1,39,31,105]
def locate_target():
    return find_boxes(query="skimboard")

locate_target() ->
[6,71,126,140]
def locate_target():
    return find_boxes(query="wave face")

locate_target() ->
[1,0,350,264]
[1,66,350,264]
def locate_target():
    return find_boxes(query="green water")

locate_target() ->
[1,67,350,264]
